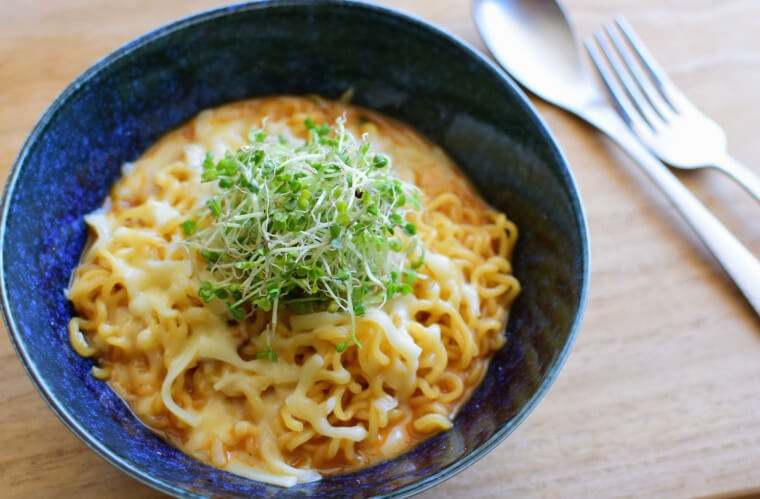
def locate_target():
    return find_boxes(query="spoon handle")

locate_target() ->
[586,107,760,316]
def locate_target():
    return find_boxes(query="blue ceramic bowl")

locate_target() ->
[0,1,588,497]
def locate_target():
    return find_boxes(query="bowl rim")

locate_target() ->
[0,0,590,497]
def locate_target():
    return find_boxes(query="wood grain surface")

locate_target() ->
[1,1,759,497]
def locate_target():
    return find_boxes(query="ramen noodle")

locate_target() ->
[66,96,520,486]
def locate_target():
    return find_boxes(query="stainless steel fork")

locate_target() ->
[585,17,760,203]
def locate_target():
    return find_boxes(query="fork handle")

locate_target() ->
[586,107,760,316]
[712,155,760,204]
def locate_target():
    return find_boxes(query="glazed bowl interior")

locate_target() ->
[0,1,588,497]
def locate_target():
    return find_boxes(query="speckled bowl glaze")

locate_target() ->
[0,1,588,497]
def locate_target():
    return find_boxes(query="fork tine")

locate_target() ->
[594,29,663,132]
[604,22,677,122]
[584,38,653,141]
[614,16,691,112]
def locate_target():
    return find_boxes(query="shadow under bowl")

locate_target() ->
[0,1,589,497]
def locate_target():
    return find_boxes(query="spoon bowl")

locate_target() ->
[473,0,600,111]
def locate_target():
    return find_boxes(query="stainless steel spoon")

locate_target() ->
[473,0,760,316]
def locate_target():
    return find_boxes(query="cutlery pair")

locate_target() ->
[474,0,760,316]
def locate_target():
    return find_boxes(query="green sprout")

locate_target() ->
[183,117,425,356]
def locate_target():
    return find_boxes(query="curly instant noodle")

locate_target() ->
[66,96,520,487]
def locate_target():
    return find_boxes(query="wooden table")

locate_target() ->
[2,1,759,497]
